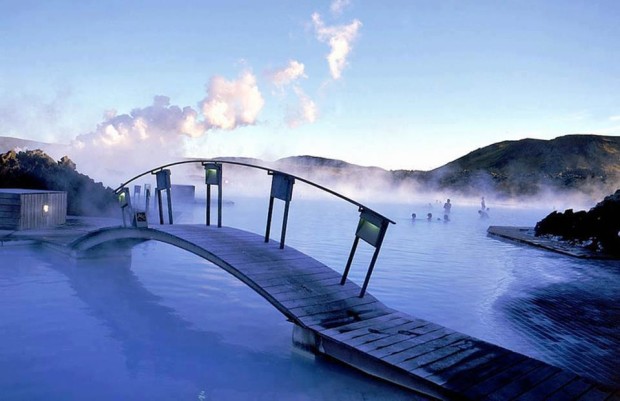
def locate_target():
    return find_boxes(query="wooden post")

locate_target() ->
[157,190,164,224]
[280,199,291,249]
[217,182,222,228]
[341,236,359,285]
[265,196,274,243]
[166,188,173,224]
[206,185,211,226]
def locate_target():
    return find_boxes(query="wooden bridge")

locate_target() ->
[5,160,619,400]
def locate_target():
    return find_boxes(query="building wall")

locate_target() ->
[0,190,67,230]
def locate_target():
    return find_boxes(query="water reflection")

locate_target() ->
[1,197,619,398]
[0,244,427,400]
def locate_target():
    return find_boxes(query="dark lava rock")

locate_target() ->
[535,189,620,256]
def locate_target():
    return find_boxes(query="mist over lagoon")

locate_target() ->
[1,196,618,400]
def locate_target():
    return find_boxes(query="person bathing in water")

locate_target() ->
[443,199,451,215]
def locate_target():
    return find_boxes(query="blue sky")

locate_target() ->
[1,0,619,172]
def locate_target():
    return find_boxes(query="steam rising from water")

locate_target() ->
[69,71,264,182]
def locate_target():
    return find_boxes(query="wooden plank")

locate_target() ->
[341,318,434,350]
[577,386,616,401]
[379,327,459,364]
[544,379,592,401]
[249,270,338,287]
[278,287,365,310]
[426,344,511,387]
[397,338,476,372]
[270,280,348,301]
[486,364,562,400]
[515,370,580,401]
[304,307,391,330]
[606,390,620,401]
[289,295,380,318]
[319,311,404,335]
[361,320,440,358]
[446,350,529,393]
[324,316,413,342]
[411,344,487,380]
[255,271,341,289]
[242,262,335,280]
[462,358,545,400]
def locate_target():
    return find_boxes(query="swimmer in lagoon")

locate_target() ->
[443,199,451,215]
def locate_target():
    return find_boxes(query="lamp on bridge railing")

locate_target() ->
[265,171,295,249]
[117,187,132,227]
[152,169,173,225]
[203,162,222,227]
[341,208,391,298]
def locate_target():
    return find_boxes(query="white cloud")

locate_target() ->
[201,71,265,130]
[330,0,351,15]
[287,87,318,128]
[268,60,307,87]
[609,115,620,121]
[311,13,362,80]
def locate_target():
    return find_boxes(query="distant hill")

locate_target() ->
[2,134,618,199]
[0,136,68,159]
[419,134,620,197]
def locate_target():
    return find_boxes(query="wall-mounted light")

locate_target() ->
[342,208,393,297]
[204,163,221,185]
[155,169,171,191]
[356,209,385,247]
[43,204,49,213]
[118,187,130,208]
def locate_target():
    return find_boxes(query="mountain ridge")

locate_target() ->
[2,134,618,199]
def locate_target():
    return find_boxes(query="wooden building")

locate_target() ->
[0,189,67,230]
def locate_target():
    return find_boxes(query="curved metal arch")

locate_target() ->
[69,227,300,325]
[113,159,395,225]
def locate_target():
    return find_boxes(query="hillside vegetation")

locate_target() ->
[0,149,117,216]
[420,135,620,197]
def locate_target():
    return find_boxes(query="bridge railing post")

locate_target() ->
[117,187,132,227]
[144,184,151,214]
[265,172,295,249]
[152,169,173,224]
[341,208,391,297]
[203,162,223,227]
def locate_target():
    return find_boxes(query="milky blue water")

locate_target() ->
[1,196,618,400]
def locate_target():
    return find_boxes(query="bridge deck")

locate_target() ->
[4,222,618,400]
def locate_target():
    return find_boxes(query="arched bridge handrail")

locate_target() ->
[113,158,395,225]
[114,158,395,297]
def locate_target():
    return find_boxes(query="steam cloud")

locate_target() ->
[17,5,366,184]
[330,0,351,16]
[201,71,264,130]
[311,13,362,80]
[268,60,317,128]
[70,72,265,182]
[287,87,317,127]
[268,60,307,88]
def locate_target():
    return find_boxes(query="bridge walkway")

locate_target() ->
[66,224,619,401]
